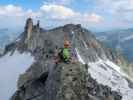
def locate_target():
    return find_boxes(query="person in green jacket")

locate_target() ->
[62,48,70,62]
[58,36,71,63]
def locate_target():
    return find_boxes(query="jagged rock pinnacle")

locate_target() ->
[25,18,33,41]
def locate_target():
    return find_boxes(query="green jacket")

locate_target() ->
[62,48,70,60]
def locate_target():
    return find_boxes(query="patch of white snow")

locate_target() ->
[83,41,88,49]
[71,31,74,35]
[75,48,85,64]
[88,59,133,100]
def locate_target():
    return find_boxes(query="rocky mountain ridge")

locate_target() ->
[3,18,132,100]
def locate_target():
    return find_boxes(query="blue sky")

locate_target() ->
[0,0,43,10]
[0,0,133,31]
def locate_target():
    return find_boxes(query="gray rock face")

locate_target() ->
[10,18,122,100]
[16,23,117,62]
[43,63,89,100]
[11,62,121,100]
[87,74,122,100]
[11,62,89,100]
[4,21,117,63]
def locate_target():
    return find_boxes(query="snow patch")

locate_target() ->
[105,60,132,81]
[0,51,34,100]
[88,59,133,100]
[71,31,74,35]
[75,48,85,64]
[105,60,121,73]
[83,41,88,49]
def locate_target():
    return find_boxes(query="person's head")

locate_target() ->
[64,40,70,48]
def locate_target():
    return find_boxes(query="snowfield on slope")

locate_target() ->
[88,60,133,100]
[76,49,133,100]
[0,51,34,100]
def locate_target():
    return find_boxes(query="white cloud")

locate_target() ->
[0,4,40,18]
[0,4,42,28]
[94,0,133,22]
[106,0,133,14]
[1,1,133,30]
[82,13,103,23]
[40,4,75,19]
[40,4,103,24]
[43,0,73,5]
[112,0,133,22]
[0,4,24,16]
[26,9,42,18]
[0,4,104,29]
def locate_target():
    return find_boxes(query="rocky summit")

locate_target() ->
[11,62,121,100]
[5,18,129,100]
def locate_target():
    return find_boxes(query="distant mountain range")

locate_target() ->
[95,28,133,62]
[0,28,21,54]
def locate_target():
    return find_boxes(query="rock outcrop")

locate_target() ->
[11,62,88,100]
[11,62,122,100]
[24,18,33,42]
